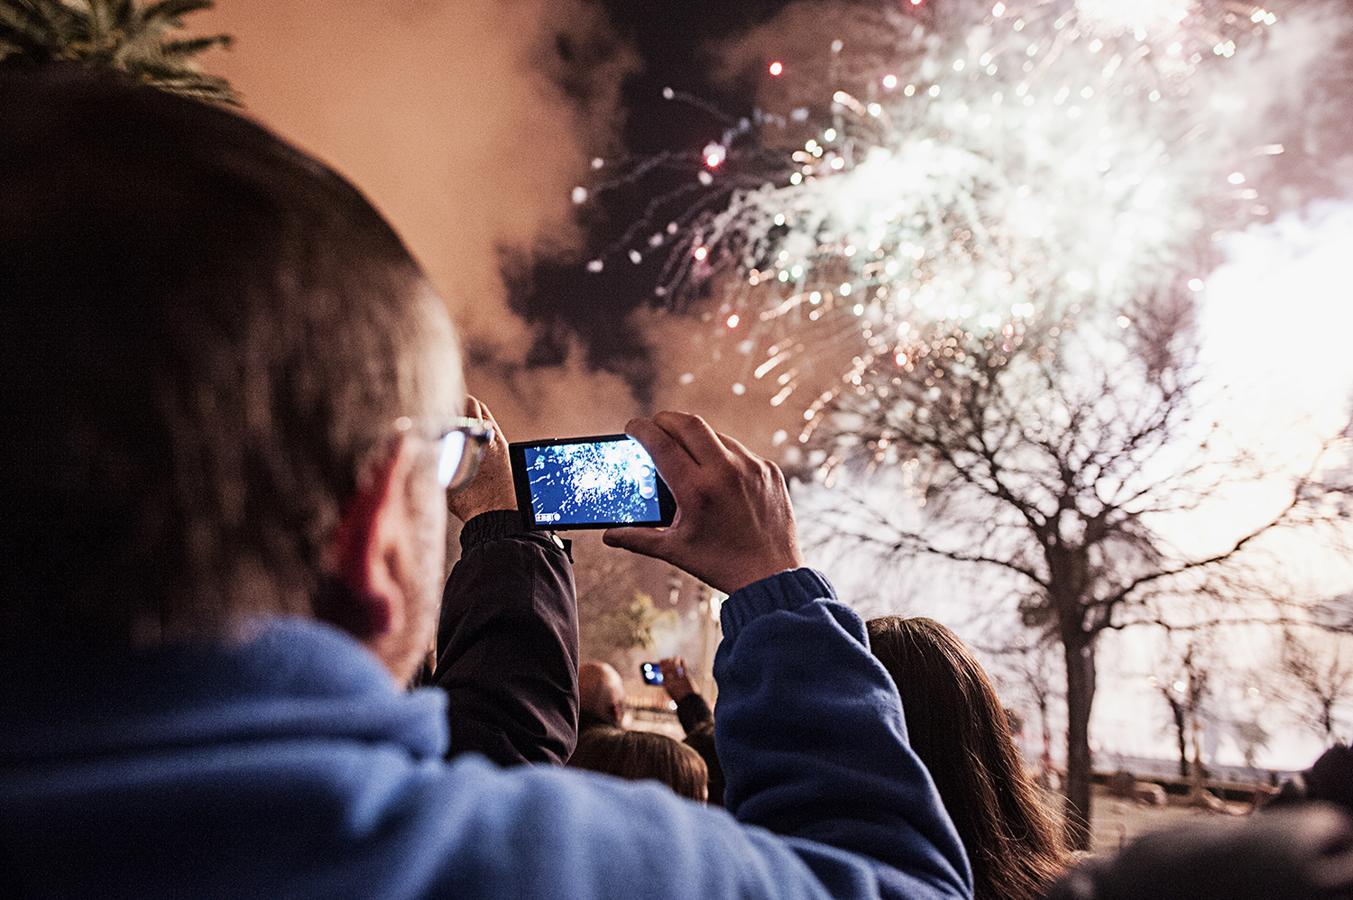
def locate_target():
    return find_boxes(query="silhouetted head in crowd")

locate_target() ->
[579,662,626,728]
[0,67,463,682]
[1270,745,1353,818]
[1046,804,1353,900]
[570,728,709,803]
[867,616,1070,900]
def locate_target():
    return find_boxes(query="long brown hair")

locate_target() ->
[868,616,1070,900]
[569,728,709,804]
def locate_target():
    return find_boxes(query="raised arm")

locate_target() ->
[600,412,971,896]
[659,655,724,805]
[712,568,970,894]
[658,657,714,735]
[433,398,579,766]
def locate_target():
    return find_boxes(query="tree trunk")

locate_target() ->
[1038,694,1054,780]
[1169,698,1189,777]
[1187,711,1207,801]
[1063,637,1097,851]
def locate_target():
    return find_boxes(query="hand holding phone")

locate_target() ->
[658,657,696,703]
[447,396,515,523]
[603,412,803,595]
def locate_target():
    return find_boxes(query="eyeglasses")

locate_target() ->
[394,415,494,491]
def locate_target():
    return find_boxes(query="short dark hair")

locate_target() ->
[569,728,709,803]
[0,66,449,648]
[867,617,1071,900]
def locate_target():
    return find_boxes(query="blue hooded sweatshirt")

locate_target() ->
[0,568,971,899]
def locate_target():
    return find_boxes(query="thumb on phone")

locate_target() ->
[602,526,672,558]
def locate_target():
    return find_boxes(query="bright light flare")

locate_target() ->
[1075,0,1192,36]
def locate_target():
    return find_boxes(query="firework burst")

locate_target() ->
[580,0,1342,446]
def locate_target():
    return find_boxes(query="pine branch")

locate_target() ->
[140,0,214,27]
[159,33,230,58]
[148,80,235,104]
[0,3,61,52]
[133,67,237,104]
[132,57,199,79]
[111,0,138,30]
[0,34,55,64]
[0,0,238,105]
[87,1,116,40]
[12,0,78,39]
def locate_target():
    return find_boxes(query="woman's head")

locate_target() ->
[867,616,1069,900]
[569,728,709,803]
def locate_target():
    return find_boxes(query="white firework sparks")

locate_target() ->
[1073,0,1193,36]
[583,0,1345,439]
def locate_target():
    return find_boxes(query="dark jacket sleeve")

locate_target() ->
[675,694,723,804]
[433,510,579,766]
[684,721,726,808]
[675,693,714,736]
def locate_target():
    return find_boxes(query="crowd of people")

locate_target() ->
[570,658,724,806]
[3,66,1353,898]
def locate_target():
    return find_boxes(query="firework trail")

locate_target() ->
[580,0,1350,450]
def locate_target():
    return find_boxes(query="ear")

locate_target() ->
[328,436,420,644]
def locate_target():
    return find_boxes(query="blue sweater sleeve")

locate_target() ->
[715,568,972,896]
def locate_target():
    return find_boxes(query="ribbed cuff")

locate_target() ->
[720,568,837,642]
[459,509,529,552]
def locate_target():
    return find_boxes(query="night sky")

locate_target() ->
[515,0,814,396]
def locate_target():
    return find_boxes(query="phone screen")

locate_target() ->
[509,435,676,531]
[640,662,664,686]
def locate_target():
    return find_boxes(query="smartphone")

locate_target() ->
[640,661,664,686]
[509,434,677,531]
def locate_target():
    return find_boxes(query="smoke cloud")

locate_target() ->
[201,0,640,438]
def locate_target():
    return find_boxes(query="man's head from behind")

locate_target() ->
[579,662,626,727]
[0,67,463,681]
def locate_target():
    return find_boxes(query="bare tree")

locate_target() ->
[1279,629,1353,744]
[1152,638,1228,808]
[1227,669,1274,776]
[1160,679,1192,780]
[1153,642,1211,781]
[987,636,1063,787]
[806,299,1348,848]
